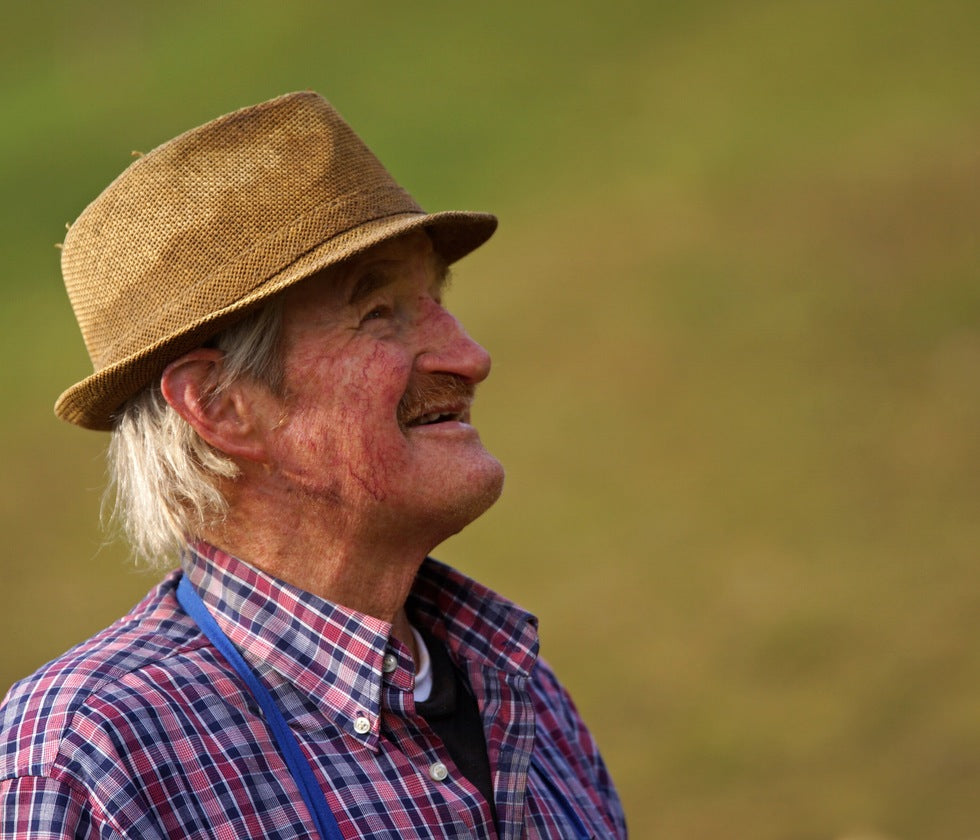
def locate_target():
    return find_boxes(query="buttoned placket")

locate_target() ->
[377,650,498,838]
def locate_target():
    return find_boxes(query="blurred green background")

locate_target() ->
[2,1,978,836]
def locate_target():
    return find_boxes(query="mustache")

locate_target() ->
[397,374,475,427]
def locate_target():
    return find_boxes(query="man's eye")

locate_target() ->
[362,305,392,322]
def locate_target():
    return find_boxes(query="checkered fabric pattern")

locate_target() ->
[0,544,626,838]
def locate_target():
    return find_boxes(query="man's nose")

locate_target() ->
[415,302,492,384]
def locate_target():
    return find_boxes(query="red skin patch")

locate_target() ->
[248,231,504,545]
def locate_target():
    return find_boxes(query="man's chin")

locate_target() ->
[438,455,506,536]
[471,457,506,515]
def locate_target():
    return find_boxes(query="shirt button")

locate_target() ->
[353,716,371,735]
[382,653,398,674]
[428,761,449,782]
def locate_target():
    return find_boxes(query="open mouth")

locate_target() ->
[397,374,477,430]
[404,406,468,428]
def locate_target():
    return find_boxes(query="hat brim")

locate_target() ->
[54,209,496,431]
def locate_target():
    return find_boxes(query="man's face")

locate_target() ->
[248,230,504,543]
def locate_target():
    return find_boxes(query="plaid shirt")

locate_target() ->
[1,544,626,838]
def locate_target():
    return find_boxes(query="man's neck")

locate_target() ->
[202,497,432,668]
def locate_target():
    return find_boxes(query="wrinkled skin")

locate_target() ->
[252,230,504,547]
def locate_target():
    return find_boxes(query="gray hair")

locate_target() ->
[105,301,284,567]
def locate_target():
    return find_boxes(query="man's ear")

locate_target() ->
[160,348,270,462]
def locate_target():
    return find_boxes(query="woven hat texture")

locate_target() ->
[55,91,497,430]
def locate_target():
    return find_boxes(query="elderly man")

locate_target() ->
[0,92,626,839]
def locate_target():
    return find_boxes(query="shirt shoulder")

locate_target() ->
[0,572,205,780]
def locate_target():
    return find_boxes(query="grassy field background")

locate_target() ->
[1,2,978,836]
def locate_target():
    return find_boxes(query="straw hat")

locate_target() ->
[55,91,497,431]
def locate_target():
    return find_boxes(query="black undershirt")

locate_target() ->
[414,629,498,826]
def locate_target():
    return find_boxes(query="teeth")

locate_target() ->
[413,411,457,426]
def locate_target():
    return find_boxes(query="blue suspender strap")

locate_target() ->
[176,575,345,840]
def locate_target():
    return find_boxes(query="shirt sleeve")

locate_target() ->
[0,775,118,840]
[531,659,629,838]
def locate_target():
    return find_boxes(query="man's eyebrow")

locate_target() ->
[348,267,394,305]
[434,261,452,296]
[347,258,453,305]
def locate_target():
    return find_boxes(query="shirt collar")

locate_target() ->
[408,558,539,678]
[181,541,539,735]
[183,542,391,734]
